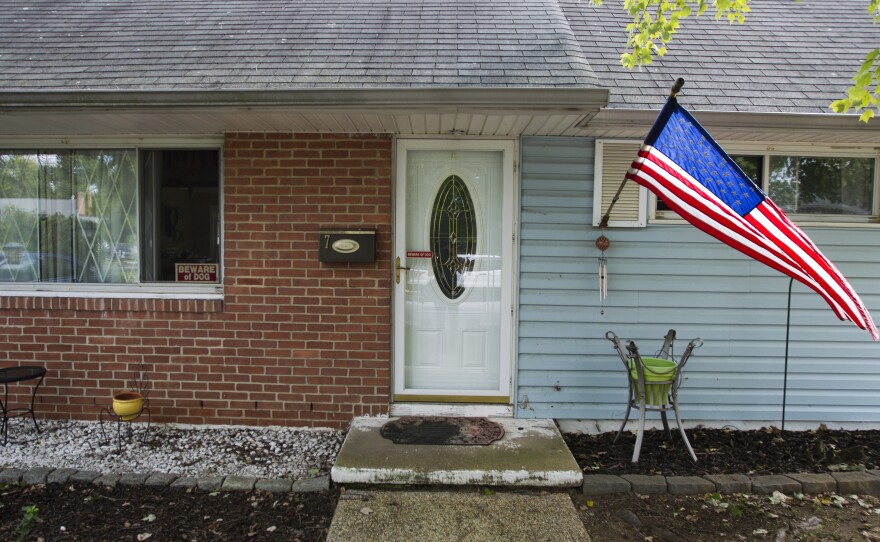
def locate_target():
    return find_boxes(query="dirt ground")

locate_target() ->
[2,482,879,542]
[565,426,880,541]
[563,426,880,477]
[3,427,880,541]
[574,491,880,542]
[0,482,339,542]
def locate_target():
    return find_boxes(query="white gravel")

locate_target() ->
[0,419,346,480]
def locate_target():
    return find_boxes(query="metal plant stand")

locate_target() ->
[606,330,702,463]
[98,399,151,449]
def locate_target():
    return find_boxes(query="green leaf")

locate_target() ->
[830,99,850,114]
[612,1,878,123]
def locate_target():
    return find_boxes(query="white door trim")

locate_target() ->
[393,138,516,402]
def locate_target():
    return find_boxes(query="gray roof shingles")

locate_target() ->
[560,0,880,113]
[0,0,598,90]
[1,0,877,115]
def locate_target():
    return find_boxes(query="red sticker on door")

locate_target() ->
[406,251,433,258]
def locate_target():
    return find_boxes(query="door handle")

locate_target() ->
[395,256,411,284]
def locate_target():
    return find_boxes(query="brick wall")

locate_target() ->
[0,133,393,428]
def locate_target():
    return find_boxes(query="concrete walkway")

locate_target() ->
[326,416,880,540]
[327,417,589,541]
[327,488,590,542]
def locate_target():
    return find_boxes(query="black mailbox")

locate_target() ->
[318,229,376,263]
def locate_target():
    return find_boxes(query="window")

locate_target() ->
[0,148,220,286]
[140,150,221,282]
[655,149,878,222]
[768,156,874,216]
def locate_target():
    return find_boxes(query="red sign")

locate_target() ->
[406,251,432,258]
[175,263,219,283]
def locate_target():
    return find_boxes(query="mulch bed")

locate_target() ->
[564,426,880,476]
[0,482,339,542]
[4,426,879,541]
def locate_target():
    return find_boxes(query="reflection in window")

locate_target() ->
[430,175,476,300]
[769,156,874,215]
[0,148,220,285]
[655,152,878,219]
[0,150,137,283]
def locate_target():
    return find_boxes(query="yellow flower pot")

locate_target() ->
[112,391,144,421]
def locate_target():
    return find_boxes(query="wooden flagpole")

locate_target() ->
[598,78,685,228]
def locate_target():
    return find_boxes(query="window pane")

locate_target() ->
[142,150,220,282]
[769,156,875,215]
[0,150,137,284]
[38,152,75,282]
[73,150,139,283]
[0,152,42,281]
[732,155,763,186]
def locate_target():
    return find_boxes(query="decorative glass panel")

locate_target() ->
[430,175,477,300]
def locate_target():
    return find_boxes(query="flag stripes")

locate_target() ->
[628,143,877,340]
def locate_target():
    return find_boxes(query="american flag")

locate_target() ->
[626,97,878,341]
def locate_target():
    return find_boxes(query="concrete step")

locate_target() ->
[331,417,583,487]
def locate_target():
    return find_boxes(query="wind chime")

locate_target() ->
[595,233,610,314]
[594,79,686,315]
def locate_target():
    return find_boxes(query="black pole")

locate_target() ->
[782,277,794,431]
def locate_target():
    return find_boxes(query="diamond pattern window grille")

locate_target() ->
[0,150,138,283]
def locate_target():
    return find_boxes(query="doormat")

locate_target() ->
[380,416,505,446]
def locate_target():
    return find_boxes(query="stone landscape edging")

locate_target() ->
[4,466,880,497]
[0,466,330,493]
[582,470,880,496]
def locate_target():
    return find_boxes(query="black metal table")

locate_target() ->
[0,365,47,445]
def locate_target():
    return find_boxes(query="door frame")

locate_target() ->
[393,138,517,403]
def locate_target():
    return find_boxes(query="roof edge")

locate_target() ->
[0,87,609,112]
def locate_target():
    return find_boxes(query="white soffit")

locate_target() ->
[581,108,880,145]
[0,88,607,137]
[0,110,595,137]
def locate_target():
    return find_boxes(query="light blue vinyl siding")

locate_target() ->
[517,136,880,424]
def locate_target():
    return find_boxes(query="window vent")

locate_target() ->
[592,140,648,228]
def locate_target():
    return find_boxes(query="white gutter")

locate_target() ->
[0,87,609,113]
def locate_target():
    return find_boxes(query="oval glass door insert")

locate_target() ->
[430,175,477,300]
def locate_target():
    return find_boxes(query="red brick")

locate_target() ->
[0,133,393,429]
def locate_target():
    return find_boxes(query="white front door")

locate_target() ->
[394,140,515,403]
